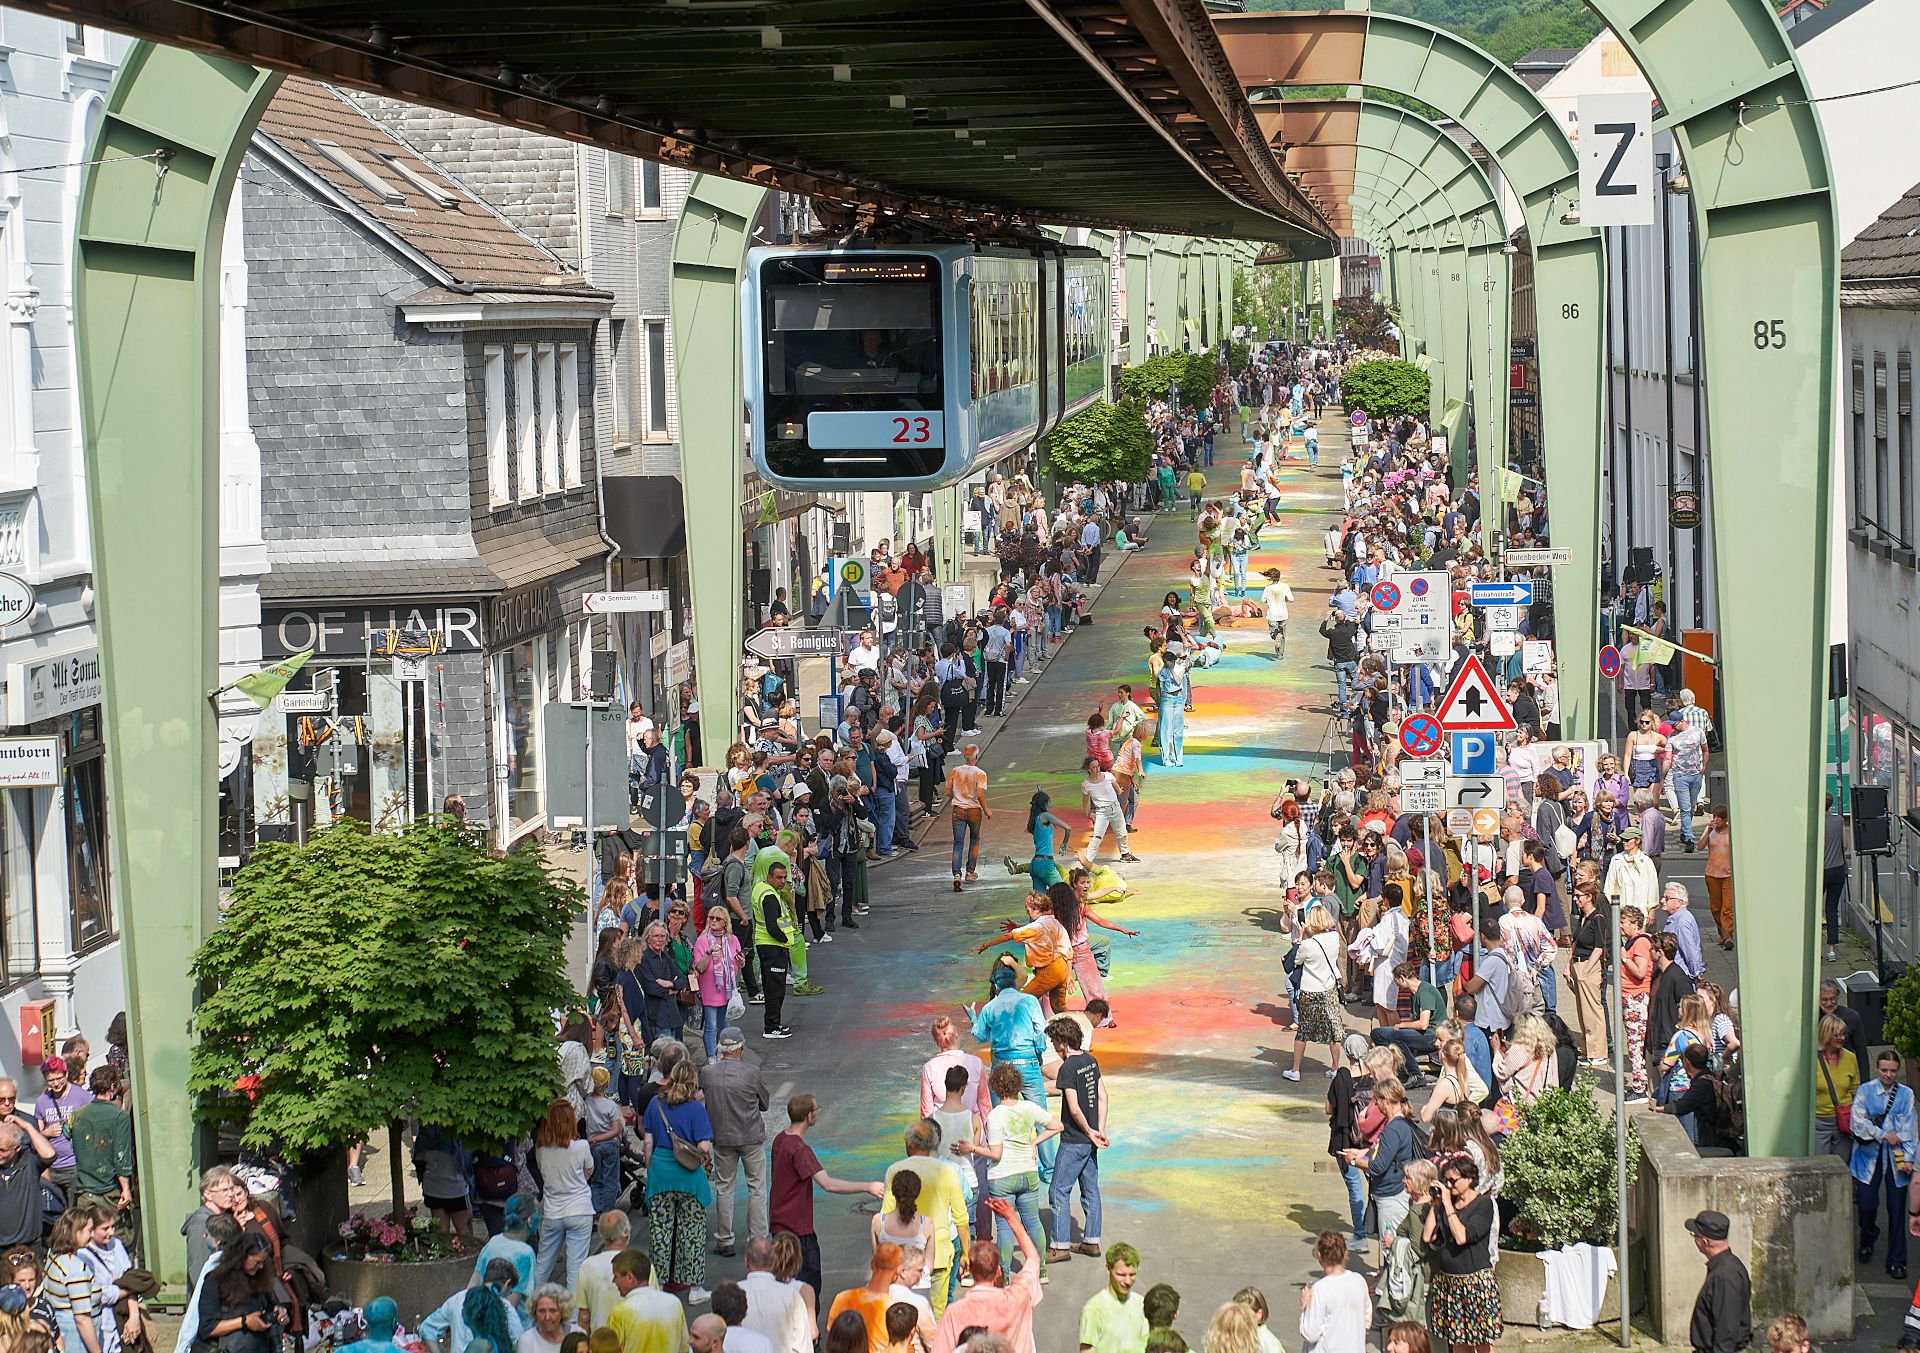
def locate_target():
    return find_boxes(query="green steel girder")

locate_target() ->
[672,176,767,779]
[1223,10,1605,741]
[1125,232,1152,366]
[73,44,284,1285]
[1599,8,1839,1159]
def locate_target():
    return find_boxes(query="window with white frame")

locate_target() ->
[610,320,633,445]
[536,344,560,493]
[606,150,631,214]
[644,318,670,440]
[559,343,582,487]
[484,346,510,505]
[640,159,663,215]
[513,348,537,501]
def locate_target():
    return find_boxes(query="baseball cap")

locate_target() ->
[1621,826,1643,841]
[717,1026,747,1051]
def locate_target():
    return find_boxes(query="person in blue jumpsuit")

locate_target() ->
[968,958,1055,1182]
[1156,648,1189,766]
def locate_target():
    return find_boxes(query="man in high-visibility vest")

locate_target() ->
[752,862,796,1040]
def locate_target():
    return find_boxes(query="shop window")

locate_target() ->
[559,344,582,487]
[1862,700,1894,790]
[65,711,114,953]
[498,638,545,831]
[2,795,34,989]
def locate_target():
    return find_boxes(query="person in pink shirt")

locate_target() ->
[930,1199,1042,1353]
[691,906,745,1060]
[1084,714,1114,773]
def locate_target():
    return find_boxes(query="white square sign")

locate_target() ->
[1576,92,1655,227]
[1402,760,1447,814]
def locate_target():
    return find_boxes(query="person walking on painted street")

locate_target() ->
[1852,1049,1916,1280]
[946,744,991,892]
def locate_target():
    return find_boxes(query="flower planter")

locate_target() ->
[322,1253,473,1328]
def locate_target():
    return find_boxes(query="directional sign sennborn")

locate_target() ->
[1469,580,1534,607]
[743,626,844,661]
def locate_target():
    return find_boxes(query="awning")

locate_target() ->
[604,476,686,559]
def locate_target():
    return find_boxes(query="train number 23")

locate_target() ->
[892,416,934,443]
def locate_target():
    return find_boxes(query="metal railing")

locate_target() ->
[1848,812,1920,967]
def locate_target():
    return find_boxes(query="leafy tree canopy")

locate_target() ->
[189,820,582,1156]
[1245,0,1601,66]
[1042,398,1153,484]
[1342,358,1430,418]
[1114,352,1219,404]
[1337,296,1399,351]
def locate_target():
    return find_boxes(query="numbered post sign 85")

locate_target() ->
[806,410,946,451]
[1576,93,1654,228]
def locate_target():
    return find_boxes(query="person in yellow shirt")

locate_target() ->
[605,1249,687,1353]
[882,1120,973,1317]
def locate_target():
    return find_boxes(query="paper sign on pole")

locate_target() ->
[1490,631,1518,658]
[1402,760,1447,814]
[1523,640,1553,677]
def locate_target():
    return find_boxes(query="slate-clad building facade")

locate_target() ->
[241,78,611,846]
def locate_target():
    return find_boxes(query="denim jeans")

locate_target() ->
[589,1139,622,1214]
[1536,961,1558,1013]
[533,1211,592,1288]
[1672,773,1705,844]
[988,1171,1048,1272]
[1859,1156,1910,1266]
[1049,1140,1103,1246]
[1338,1159,1367,1241]
[1334,660,1358,716]
[952,806,982,878]
[1230,556,1249,594]
[1372,1025,1437,1079]
[872,788,897,858]
[701,1003,726,1058]
[1157,698,1185,765]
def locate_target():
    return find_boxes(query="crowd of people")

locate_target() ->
[0,337,1864,1353]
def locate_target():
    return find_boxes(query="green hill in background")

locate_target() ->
[1242,0,1603,66]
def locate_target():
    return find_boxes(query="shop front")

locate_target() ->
[0,631,126,1047]
[488,567,600,846]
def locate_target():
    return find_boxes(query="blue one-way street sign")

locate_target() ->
[1468,580,1534,607]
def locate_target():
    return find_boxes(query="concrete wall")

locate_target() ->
[1794,0,1920,247]
[1632,1112,1854,1343]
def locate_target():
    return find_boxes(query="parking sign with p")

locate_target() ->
[1451,731,1496,776]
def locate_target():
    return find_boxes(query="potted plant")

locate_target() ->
[1495,1077,1641,1327]
[325,1207,478,1324]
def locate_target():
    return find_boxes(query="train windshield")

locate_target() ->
[758,254,945,479]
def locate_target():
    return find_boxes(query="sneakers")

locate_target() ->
[794,982,824,996]
[841,918,860,930]
[749,993,766,1005]
[817,932,834,944]
[965,872,979,882]
[1281,1069,1302,1081]
[954,878,964,892]
[711,1242,736,1258]
[964,727,984,736]
[1120,852,1140,863]
[348,1165,366,1188]
[688,1286,710,1306]
[763,1026,794,1039]
[1622,1093,1648,1106]
[1005,855,1020,874]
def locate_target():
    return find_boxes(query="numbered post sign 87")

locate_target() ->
[1576,93,1654,228]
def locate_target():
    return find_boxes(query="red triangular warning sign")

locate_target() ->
[1435,654,1516,732]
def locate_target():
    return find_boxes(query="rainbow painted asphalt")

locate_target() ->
[713,419,1359,1342]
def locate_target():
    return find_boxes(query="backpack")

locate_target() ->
[1490,948,1541,1024]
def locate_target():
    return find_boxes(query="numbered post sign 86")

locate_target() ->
[1576,93,1654,228]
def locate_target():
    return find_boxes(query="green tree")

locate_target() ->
[1042,398,1153,483]
[1342,358,1430,417]
[189,820,581,1164]
[1337,296,1398,349]
[1244,0,1601,65]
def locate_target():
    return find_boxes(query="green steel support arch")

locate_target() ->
[1283,96,1512,551]
[1222,10,1605,739]
[74,43,283,1284]
[672,176,766,759]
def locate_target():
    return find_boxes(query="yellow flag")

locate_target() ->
[1500,468,1525,504]
[1635,635,1676,668]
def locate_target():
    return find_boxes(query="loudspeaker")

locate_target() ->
[831,522,851,554]
[587,650,616,700]
[749,568,772,605]
[1830,643,1849,700]
[1629,547,1656,582]
[1855,784,1894,856]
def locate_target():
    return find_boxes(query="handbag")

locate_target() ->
[1821,1057,1852,1134]
[660,1109,706,1172]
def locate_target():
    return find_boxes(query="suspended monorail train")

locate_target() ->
[742,240,1110,491]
